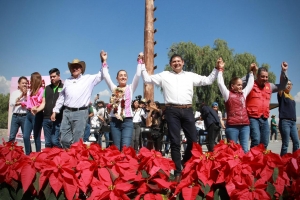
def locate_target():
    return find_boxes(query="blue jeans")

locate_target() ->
[110,117,133,151]
[60,109,88,148]
[23,111,43,155]
[83,122,91,142]
[42,118,62,148]
[225,125,250,153]
[103,132,110,148]
[164,106,197,176]
[9,114,26,142]
[279,119,299,156]
[249,117,270,148]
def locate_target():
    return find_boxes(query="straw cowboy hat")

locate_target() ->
[68,58,86,74]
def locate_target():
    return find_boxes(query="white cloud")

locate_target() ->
[64,70,70,74]
[0,76,11,94]
[99,89,111,97]
[294,92,300,103]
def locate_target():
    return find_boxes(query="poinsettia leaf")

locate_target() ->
[16,187,24,200]
[10,179,19,191]
[34,172,40,192]
[213,188,219,200]
[266,182,276,198]
[49,174,63,196]
[20,164,36,193]
[204,183,210,196]
[272,167,279,183]
[182,186,200,200]
[47,191,58,200]
[0,184,11,199]
[42,181,51,198]
[141,170,149,179]
[63,181,77,200]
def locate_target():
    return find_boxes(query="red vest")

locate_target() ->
[246,81,271,118]
[225,91,250,125]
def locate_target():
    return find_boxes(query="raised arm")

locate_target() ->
[130,52,144,93]
[242,63,256,97]
[217,71,230,102]
[141,65,162,86]
[271,62,288,93]
[193,57,224,86]
[100,50,117,92]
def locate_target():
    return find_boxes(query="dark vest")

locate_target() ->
[246,81,271,118]
[278,92,296,120]
[44,81,64,121]
[225,91,250,125]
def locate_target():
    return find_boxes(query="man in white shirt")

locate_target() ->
[141,55,223,181]
[194,111,206,144]
[8,76,28,142]
[51,59,103,148]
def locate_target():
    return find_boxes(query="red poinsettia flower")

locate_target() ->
[230,175,270,200]
[89,168,133,200]
[39,151,78,200]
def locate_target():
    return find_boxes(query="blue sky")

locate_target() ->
[1,1,300,122]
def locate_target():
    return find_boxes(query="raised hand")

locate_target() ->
[137,52,144,64]
[249,63,258,74]
[100,50,108,63]
[216,57,225,70]
[281,62,288,72]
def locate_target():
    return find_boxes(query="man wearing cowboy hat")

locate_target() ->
[51,58,103,148]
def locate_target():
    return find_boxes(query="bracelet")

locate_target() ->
[102,63,108,68]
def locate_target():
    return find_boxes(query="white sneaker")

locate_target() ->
[89,134,97,142]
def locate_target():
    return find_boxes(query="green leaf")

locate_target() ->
[33,172,40,192]
[266,182,276,197]
[272,167,279,183]
[58,190,65,200]
[196,194,203,200]
[214,188,220,200]
[47,191,57,200]
[0,184,12,199]
[43,181,51,198]
[11,179,19,191]
[204,184,210,196]
[142,170,149,179]
[176,193,181,200]
[16,187,24,200]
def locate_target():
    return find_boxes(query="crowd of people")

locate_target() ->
[8,51,299,182]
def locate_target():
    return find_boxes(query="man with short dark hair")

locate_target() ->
[34,68,63,147]
[141,55,223,182]
[245,62,288,148]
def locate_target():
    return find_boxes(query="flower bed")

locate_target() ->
[0,139,299,200]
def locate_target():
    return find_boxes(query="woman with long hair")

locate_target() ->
[23,72,44,155]
[101,51,143,151]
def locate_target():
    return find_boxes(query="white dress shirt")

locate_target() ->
[9,90,27,114]
[53,71,103,113]
[142,67,218,104]
[194,111,205,130]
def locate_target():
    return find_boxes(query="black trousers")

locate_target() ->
[206,123,220,152]
[164,106,197,176]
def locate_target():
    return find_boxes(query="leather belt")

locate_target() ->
[165,104,192,109]
[65,106,88,111]
[13,113,27,117]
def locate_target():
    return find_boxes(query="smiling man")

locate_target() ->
[51,59,103,148]
[246,62,288,149]
[141,55,223,182]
